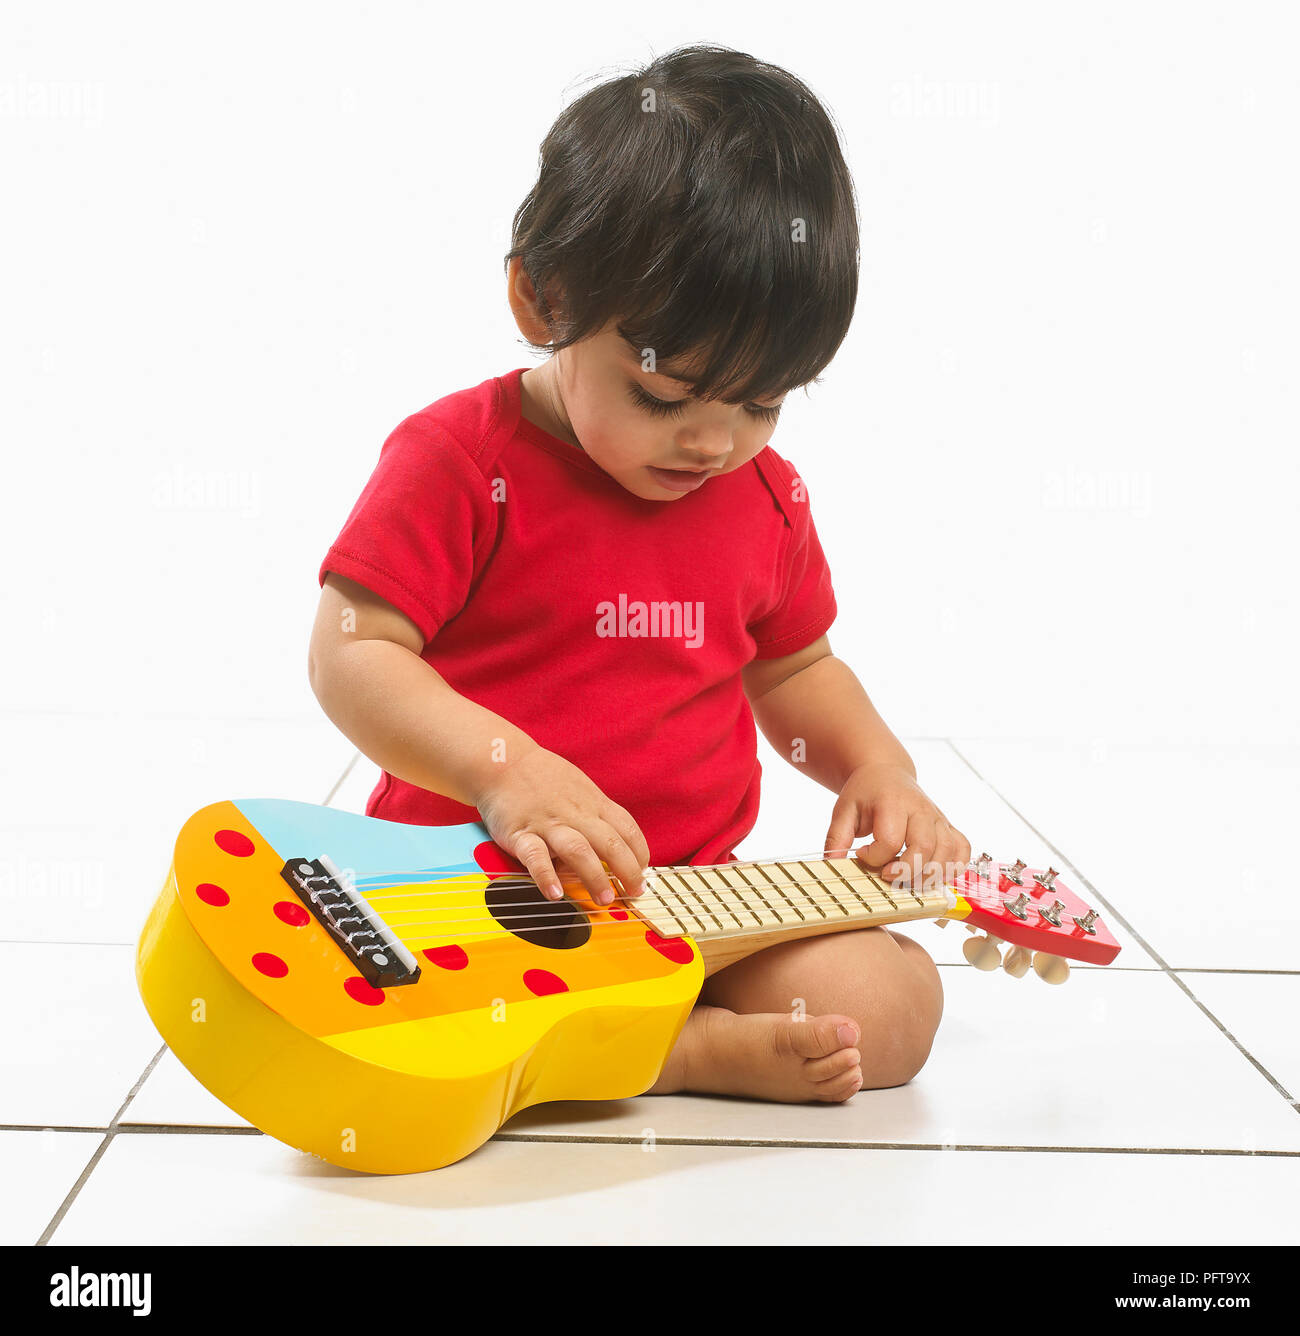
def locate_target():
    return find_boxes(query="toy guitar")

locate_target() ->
[136,799,1119,1174]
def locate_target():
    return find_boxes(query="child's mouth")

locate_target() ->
[646,465,716,493]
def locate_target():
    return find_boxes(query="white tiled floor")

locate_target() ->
[6,728,1298,1244]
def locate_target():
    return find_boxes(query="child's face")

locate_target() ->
[525,324,788,502]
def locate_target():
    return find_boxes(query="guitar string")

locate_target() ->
[293,887,1081,959]
[358,861,995,908]
[361,882,946,933]
[337,892,1083,950]
[359,861,1045,910]
[362,871,1044,915]
[357,848,1003,902]
[352,882,1077,940]
[358,871,1064,931]
[385,908,1078,949]
[289,857,1083,951]
[358,863,940,917]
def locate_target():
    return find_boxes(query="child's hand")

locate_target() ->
[824,762,972,890]
[474,747,651,906]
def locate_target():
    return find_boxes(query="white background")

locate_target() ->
[3,0,1296,758]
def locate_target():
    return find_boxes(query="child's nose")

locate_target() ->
[674,425,733,460]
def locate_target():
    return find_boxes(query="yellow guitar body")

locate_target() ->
[136,800,703,1174]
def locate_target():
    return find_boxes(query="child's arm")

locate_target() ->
[309,574,650,905]
[742,635,972,885]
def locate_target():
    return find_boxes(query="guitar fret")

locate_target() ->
[693,867,764,929]
[776,861,828,918]
[680,868,745,930]
[662,870,726,932]
[643,876,694,940]
[636,877,690,938]
[824,859,875,914]
[800,860,851,916]
[747,862,806,921]
[650,873,709,935]
[825,858,892,915]
[828,858,899,911]
[720,864,787,925]
[864,866,900,911]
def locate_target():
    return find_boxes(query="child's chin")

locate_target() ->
[615,471,683,500]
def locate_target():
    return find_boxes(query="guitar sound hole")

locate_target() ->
[484,878,592,950]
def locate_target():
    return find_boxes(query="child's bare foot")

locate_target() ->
[647,1004,863,1103]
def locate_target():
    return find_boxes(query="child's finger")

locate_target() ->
[824,792,862,858]
[548,825,620,904]
[884,815,937,883]
[853,805,907,871]
[512,831,566,900]
[592,822,648,899]
[934,824,971,880]
[605,804,652,875]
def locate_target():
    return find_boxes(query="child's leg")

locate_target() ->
[648,928,943,1102]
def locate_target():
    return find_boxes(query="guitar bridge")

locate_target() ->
[279,855,421,989]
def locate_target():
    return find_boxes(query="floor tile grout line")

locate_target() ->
[0,1125,112,1133]
[321,749,361,808]
[490,1133,1300,1157]
[35,1043,168,1246]
[1174,968,1300,976]
[946,739,1300,1111]
[12,1122,1300,1158]
[113,1124,263,1135]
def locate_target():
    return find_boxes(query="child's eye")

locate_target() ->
[745,402,783,427]
[627,383,688,417]
[627,382,782,426]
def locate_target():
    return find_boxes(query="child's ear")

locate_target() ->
[506,256,563,343]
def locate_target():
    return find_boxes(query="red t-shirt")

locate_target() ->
[319,366,837,866]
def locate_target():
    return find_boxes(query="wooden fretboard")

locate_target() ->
[629,855,955,972]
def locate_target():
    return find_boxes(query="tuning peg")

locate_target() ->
[1003,891,1030,920]
[1037,898,1066,927]
[976,853,994,878]
[963,933,1003,971]
[1032,952,1070,985]
[1073,908,1099,935]
[1002,944,1033,978]
[1005,859,1027,885]
[1033,866,1059,892]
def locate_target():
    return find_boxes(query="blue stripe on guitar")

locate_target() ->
[233,798,495,884]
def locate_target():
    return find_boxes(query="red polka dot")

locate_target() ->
[195,883,229,907]
[423,944,469,970]
[345,976,385,1006]
[252,952,288,978]
[473,841,525,876]
[645,929,694,965]
[523,968,568,996]
[273,901,310,927]
[609,908,629,921]
[214,829,254,857]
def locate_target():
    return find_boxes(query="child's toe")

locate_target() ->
[783,1013,860,1060]
[813,1067,864,1103]
[805,1046,860,1083]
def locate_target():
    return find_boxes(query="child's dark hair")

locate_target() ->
[505,44,859,405]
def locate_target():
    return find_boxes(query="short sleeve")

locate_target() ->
[319,413,494,643]
[747,471,838,660]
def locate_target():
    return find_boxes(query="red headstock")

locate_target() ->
[943,855,1119,982]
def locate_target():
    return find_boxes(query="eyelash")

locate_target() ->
[626,383,783,426]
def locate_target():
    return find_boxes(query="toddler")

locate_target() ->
[309,44,971,1103]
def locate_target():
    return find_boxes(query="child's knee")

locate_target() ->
[861,932,943,1088]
